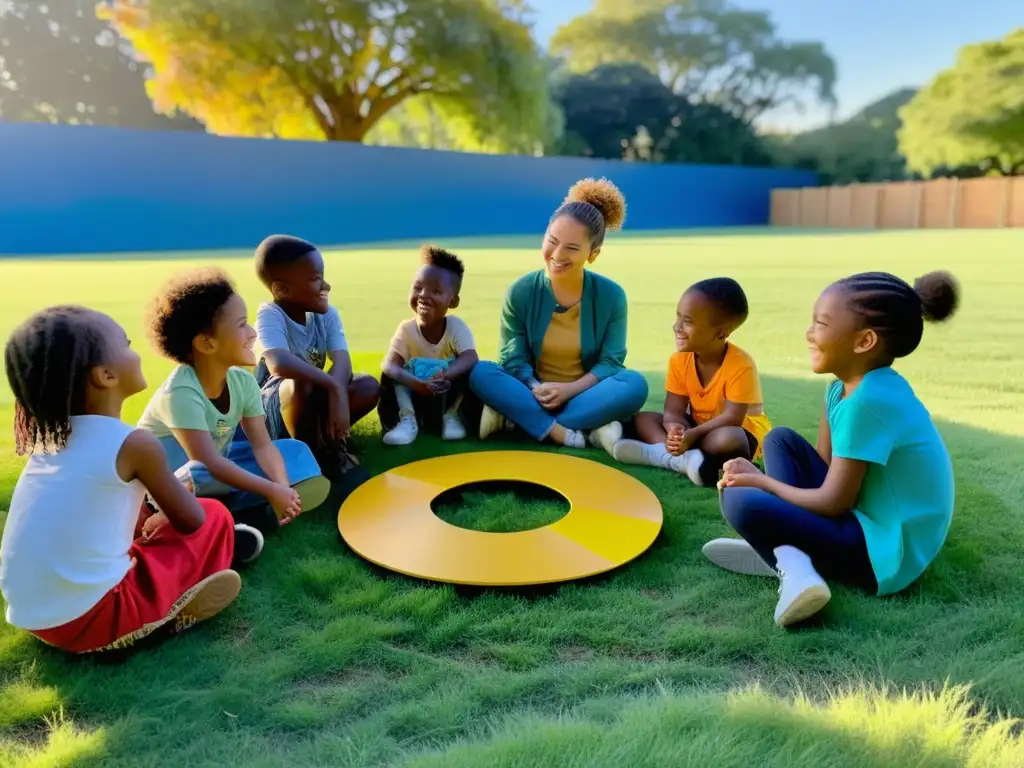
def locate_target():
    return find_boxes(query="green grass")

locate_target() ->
[2,229,1024,766]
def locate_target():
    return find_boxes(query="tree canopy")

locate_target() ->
[549,62,769,166]
[549,0,836,125]
[0,0,196,129]
[100,0,551,148]
[898,29,1024,177]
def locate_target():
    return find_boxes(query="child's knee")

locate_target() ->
[616,370,649,405]
[762,426,800,454]
[350,374,381,407]
[468,360,503,392]
[272,438,316,465]
[702,426,753,458]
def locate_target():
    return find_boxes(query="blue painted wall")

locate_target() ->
[0,123,816,255]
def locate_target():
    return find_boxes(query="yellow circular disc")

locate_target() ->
[337,451,663,586]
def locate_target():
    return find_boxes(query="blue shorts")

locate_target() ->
[157,434,323,513]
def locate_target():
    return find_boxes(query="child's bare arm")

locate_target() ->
[328,349,354,388]
[171,427,282,499]
[263,348,341,394]
[685,399,750,442]
[119,430,205,534]
[442,349,479,380]
[663,392,690,427]
[382,350,432,394]
[816,401,832,465]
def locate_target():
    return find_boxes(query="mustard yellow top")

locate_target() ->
[536,304,585,383]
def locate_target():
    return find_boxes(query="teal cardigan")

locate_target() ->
[497,270,629,383]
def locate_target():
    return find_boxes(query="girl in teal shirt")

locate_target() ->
[708,270,959,628]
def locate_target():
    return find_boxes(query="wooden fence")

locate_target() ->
[771,176,1024,229]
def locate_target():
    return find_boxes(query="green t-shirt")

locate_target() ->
[137,366,265,456]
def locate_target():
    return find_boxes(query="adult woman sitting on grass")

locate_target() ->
[470,178,648,451]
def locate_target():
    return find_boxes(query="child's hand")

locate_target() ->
[664,423,686,455]
[410,378,436,397]
[268,483,302,525]
[718,458,764,490]
[428,372,451,394]
[141,511,169,541]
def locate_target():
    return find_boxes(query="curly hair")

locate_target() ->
[4,305,107,454]
[834,270,960,360]
[551,177,627,250]
[145,268,237,364]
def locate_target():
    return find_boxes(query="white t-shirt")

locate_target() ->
[254,302,347,385]
[385,316,475,364]
[1,416,146,631]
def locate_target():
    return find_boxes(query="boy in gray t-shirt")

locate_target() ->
[253,235,381,483]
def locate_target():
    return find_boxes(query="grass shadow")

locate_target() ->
[2,373,1024,766]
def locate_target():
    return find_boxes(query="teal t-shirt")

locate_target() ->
[137,366,265,456]
[827,367,954,595]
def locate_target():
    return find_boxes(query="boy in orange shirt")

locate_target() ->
[609,277,771,486]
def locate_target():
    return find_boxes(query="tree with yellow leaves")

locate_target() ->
[100,0,552,149]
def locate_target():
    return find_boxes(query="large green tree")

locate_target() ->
[549,0,836,125]
[0,0,197,129]
[549,62,769,165]
[899,29,1024,177]
[101,0,551,148]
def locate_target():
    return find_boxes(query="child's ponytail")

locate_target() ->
[914,271,959,323]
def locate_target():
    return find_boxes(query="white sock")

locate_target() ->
[394,384,415,415]
[562,429,586,449]
[773,545,814,577]
[644,442,673,468]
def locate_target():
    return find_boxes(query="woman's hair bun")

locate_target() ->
[565,177,626,231]
[914,270,959,323]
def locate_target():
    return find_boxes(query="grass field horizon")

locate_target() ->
[2,229,1023,766]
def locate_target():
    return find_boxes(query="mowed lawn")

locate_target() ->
[1,229,1023,767]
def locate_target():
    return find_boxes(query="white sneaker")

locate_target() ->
[479,405,510,440]
[383,414,418,446]
[588,422,623,455]
[701,538,777,577]
[613,439,669,467]
[442,413,467,441]
[773,546,831,627]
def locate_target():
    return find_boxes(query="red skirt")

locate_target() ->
[31,498,235,654]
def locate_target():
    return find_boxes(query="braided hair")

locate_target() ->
[4,306,107,455]
[551,178,627,250]
[834,270,960,360]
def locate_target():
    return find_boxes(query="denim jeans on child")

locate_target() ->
[468,361,649,441]
[157,434,324,514]
[719,427,877,592]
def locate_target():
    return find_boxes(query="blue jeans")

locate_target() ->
[468,361,649,441]
[157,435,323,513]
[720,427,877,591]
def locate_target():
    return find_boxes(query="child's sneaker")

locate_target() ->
[170,569,242,634]
[773,546,831,627]
[383,413,419,446]
[588,421,623,455]
[442,413,467,441]
[479,405,512,440]
[701,538,777,577]
[233,524,264,566]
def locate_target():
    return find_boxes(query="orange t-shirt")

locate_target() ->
[665,343,769,443]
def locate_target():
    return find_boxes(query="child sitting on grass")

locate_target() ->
[379,246,479,445]
[136,268,330,563]
[1,306,240,653]
[253,235,379,486]
[709,271,959,628]
[608,278,772,487]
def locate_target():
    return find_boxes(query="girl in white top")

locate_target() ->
[1,306,241,654]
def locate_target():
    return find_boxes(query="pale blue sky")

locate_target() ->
[532,0,1021,130]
